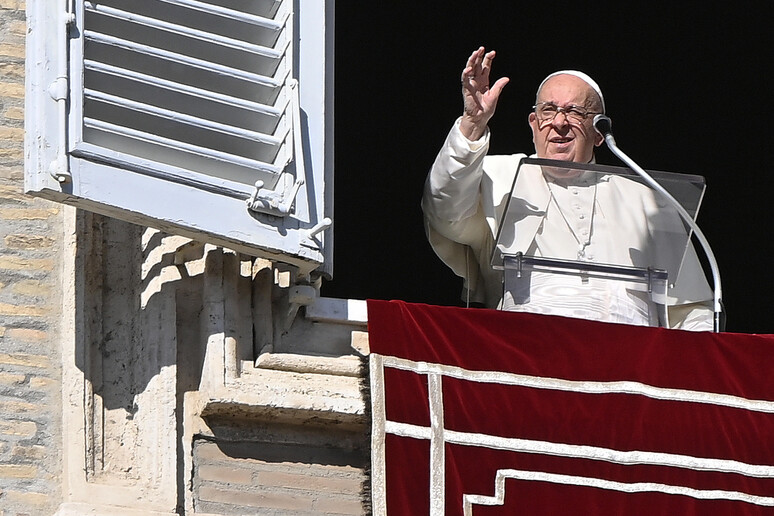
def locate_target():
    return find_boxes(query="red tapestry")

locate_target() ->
[367,299,774,515]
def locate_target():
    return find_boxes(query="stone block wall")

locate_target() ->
[0,2,64,514]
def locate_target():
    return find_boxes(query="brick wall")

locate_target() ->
[0,2,63,514]
[193,420,369,516]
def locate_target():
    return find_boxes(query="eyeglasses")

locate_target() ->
[533,102,600,126]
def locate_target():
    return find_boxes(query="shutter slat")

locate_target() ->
[83,118,285,174]
[84,31,286,88]
[84,60,286,117]
[155,0,287,30]
[84,2,286,58]
[84,89,288,146]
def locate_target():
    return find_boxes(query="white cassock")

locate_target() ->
[422,118,713,331]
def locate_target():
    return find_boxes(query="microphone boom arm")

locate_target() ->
[594,115,723,332]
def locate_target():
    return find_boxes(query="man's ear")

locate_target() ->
[528,112,538,137]
[594,129,604,147]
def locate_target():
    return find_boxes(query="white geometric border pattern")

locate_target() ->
[462,469,774,515]
[370,354,774,516]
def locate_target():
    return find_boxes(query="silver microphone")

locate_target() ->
[593,114,613,138]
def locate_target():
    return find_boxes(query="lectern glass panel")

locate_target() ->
[502,254,669,326]
[491,158,705,327]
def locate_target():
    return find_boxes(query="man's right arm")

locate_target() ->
[420,118,494,306]
[419,48,511,306]
[423,47,509,224]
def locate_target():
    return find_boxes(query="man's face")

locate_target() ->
[528,74,604,164]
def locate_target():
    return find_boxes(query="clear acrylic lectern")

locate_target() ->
[491,157,706,327]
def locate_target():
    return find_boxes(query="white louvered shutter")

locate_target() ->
[25,0,333,277]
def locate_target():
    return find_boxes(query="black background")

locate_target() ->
[322,3,774,334]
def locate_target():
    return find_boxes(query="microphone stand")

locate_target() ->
[593,115,723,332]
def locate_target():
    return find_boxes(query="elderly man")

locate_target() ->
[422,47,713,330]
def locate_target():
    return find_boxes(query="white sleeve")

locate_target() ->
[668,302,714,331]
[421,118,494,305]
[422,117,490,224]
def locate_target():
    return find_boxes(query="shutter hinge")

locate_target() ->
[48,3,76,183]
[48,76,70,183]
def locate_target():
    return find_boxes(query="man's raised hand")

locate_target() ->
[460,47,510,141]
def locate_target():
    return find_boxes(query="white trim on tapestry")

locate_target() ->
[462,469,774,515]
[381,356,774,413]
